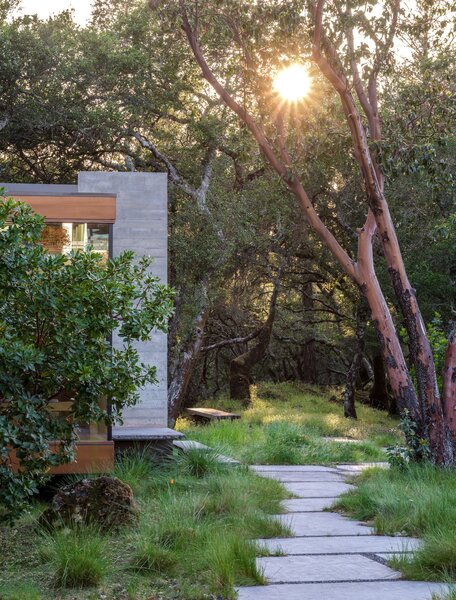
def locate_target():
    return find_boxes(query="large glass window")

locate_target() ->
[40,222,110,261]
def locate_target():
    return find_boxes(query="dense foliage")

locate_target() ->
[0,0,454,415]
[0,196,174,520]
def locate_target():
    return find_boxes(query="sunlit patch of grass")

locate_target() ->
[177,382,399,464]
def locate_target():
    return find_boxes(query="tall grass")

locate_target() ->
[336,463,456,581]
[177,381,400,464]
[125,454,290,596]
[39,526,108,588]
[28,449,285,597]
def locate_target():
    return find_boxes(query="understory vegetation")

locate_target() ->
[0,448,289,600]
[178,382,400,464]
[336,464,456,584]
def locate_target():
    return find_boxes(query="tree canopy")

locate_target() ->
[0,0,454,460]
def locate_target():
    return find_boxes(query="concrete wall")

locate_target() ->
[78,172,168,428]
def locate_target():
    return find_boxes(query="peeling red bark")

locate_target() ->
[443,325,456,439]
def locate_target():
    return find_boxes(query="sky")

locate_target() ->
[19,0,94,25]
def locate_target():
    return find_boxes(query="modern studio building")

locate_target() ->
[3,172,181,474]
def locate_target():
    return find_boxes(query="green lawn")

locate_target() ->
[0,450,289,600]
[0,383,403,599]
[177,381,401,464]
[336,463,456,585]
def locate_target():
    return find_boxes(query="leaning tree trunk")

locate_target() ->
[343,355,361,419]
[168,283,210,426]
[230,264,284,404]
[180,5,456,464]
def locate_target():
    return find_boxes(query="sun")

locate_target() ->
[273,64,311,102]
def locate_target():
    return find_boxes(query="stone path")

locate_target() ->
[237,464,448,600]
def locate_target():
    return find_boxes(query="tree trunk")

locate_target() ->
[369,353,390,411]
[443,323,456,439]
[168,286,209,426]
[180,8,456,464]
[343,355,360,419]
[229,263,284,403]
[229,357,253,403]
[343,301,368,419]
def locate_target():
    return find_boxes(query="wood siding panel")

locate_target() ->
[11,194,116,223]
[9,441,114,475]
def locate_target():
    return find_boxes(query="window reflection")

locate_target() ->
[40,223,110,260]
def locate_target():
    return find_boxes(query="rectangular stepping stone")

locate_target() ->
[336,463,388,472]
[237,581,448,600]
[259,471,345,482]
[322,437,364,443]
[173,440,239,464]
[283,481,354,497]
[258,535,421,555]
[251,465,339,473]
[276,512,373,536]
[257,554,400,583]
[282,498,338,512]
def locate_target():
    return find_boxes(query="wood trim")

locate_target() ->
[9,441,114,475]
[11,194,116,223]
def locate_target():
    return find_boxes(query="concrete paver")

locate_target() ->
[237,581,448,600]
[258,553,401,583]
[251,465,339,472]
[277,511,374,536]
[282,481,355,497]
[282,497,338,512]
[240,462,444,600]
[257,534,421,555]
[259,471,345,482]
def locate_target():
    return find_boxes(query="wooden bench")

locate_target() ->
[185,407,241,423]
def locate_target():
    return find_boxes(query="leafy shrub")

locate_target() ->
[0,195,174,520]
[386,409,430,467]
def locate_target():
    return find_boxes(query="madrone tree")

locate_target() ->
[149,0,455,464]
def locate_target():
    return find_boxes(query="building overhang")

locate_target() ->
[8,192,117,223]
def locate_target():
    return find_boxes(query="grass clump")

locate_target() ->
[336,462,456,581]
[130,540,176,574]
[40,527,108,588]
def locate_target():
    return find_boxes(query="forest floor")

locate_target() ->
[177,381,401,464]
[1,383,455,600]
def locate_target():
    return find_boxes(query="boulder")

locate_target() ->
[40,476,139,529]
